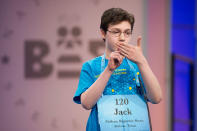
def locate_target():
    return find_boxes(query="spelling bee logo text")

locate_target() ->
[24,26,105,79]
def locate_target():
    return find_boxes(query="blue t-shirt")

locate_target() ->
[73,56,146,131]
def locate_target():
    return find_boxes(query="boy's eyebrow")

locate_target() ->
[109,28,131,31]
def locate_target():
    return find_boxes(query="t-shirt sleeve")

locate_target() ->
[73,62,94,104]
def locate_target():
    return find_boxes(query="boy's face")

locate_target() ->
[101,21,132,52]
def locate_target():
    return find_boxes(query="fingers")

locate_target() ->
[117,36,142,49]
[117,43,130,52]
[117,43,134,58]
[119,51,128,58]
[113,51,123,63]
[118,46,128,56]
[111,51,123,66]
[117,43,131,58]
[118,42,131,48]
[117,36,142,58]
[116,49,125,58]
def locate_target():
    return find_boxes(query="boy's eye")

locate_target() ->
[112,31,119,34]
[125,31,132,35]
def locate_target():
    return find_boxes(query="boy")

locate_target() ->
[73,8,162,131]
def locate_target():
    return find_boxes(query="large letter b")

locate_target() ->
[25,40,53,79]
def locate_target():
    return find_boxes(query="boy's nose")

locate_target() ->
[119,32,125,41]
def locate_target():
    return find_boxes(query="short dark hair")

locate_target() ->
[100,8,135,33]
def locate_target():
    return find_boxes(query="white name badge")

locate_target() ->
[97,95,150,131]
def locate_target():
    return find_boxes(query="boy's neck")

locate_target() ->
[105,48,111,60]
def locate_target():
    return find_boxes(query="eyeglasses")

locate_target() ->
[107,29,132,38]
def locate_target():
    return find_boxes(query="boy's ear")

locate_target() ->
[100,29,106,40]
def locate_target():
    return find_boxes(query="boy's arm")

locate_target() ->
[137,58,162,104]
[81,66,112,110]
[81,51,123,110]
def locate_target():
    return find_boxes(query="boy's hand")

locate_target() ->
[107,51,123,72]
[117,36,146,65]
